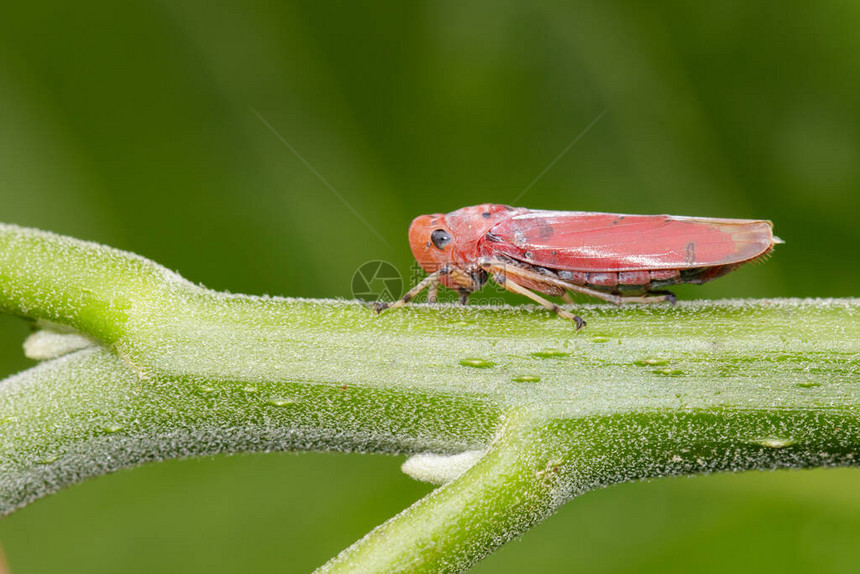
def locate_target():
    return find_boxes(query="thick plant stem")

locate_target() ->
[0,223,858,573]
[0,224,168,344]
[318,407,860,573]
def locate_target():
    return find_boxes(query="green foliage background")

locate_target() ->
[0,1,857,572]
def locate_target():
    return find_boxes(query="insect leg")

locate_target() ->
[480,257,625,304]
[459,292,470,305]
[374,267,449,314]
[565,284,679,305]
[427,283,438,304]
[563,283,624,304]
[480,259,676,306]
[646,290,678,305]
[481,263,585,330]
[592,290,677,305]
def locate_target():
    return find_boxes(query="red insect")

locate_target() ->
[375,204,781,329]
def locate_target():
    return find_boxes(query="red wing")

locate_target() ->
[486,211,775,272]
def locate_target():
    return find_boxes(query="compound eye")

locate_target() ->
[430,229,452,250]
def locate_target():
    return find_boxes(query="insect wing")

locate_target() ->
[487,211,774,271]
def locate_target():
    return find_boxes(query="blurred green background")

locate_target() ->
[0,1,858,572]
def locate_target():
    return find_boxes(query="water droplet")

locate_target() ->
[459,358,496,368]
[755,437,796,449]
[102,424,124,434]
[268,397,297,407]
[512,375,541,383]
[38,455,60,465]
[196,385,217,395]
[590,336,610,343]
[0,416,18,425]
[796,382,821,389]
[634,357,670,367]
[530,350,569,359]
[653,368,685,376]
[243,384,259,393]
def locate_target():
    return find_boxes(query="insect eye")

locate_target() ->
[430,229,452,250]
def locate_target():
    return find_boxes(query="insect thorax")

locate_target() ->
[445,265,488,292]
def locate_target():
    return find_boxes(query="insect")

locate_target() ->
[375,204,781,329]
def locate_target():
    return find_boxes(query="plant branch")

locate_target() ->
[0,223,857,572]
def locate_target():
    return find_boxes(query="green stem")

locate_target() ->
[319,407,860,573]
[318,409,566,574]
[0,223,858,572]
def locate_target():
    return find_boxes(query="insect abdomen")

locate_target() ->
[556,268,682,290]
[554,264,748,293]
